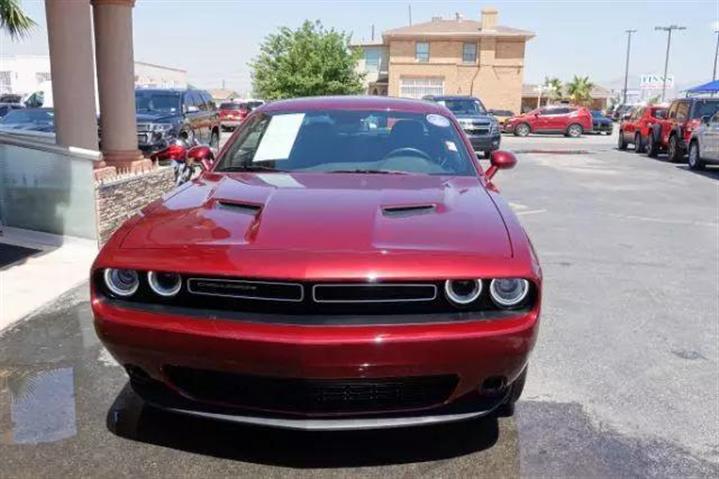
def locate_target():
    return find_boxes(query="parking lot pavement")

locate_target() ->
[1,136,717,478]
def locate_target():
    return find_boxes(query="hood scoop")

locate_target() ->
[382,204,437,218]
[215,199,263,215]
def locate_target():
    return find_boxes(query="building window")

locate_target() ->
[35,72,51,83]
[415,42,429,62]
[399,76,444,99]
[462,42,477,63]
[365,48,381,71]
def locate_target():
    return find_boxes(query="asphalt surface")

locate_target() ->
[1,131,717,478]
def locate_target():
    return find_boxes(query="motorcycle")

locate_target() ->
[150,138,216,186]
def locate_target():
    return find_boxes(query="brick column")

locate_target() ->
[92,0,151,174]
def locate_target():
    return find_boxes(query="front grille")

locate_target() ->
[164,366,458,414]
[187,278,303,302]
[312,283,437,303]
[137,123,152,133]
[464,127,490,135]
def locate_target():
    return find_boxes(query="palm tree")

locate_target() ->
[566,75,595,106]
[543,76,563,102]
[0,0,35,39]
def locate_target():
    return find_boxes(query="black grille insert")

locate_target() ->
[187,278,303,302]
[312,283,437,303]
[165,366,458,414]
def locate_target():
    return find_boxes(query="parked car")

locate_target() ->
[617,104,668,153]
[218,102,248,131]
[688,111,719,170]
[133,88,221,155]
[646,97,719,161]
[0,108,54,133]
[504,105,592,138]
[0,102,24,119]
[590,110,613,135]
[423,95,501,157]
[489,109,515,128]
[91,96,542,430]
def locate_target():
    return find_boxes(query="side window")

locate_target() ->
[416,42,429,62]
[201,92,215,111]
[462,42,477,63]
[633,108,644,120]
[675,102,689,122]
[667,102,678,119]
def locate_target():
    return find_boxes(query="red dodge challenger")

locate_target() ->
[92,96,542,430]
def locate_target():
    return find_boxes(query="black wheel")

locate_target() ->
[667,134,683,163]
[210,129,220,153]
[688,141,706,170]
[566,123,583,138]
[617,130,627,150]
[634,133,646,153]
[646,131,659,157]
[495,366,527,417]
[514,123,530,137]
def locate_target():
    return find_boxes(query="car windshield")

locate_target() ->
[691,100,719,120]
[135,91,181,113]
[216,109,475,176]
[652,108,668,119]
[1,109,53,124]
[438,99,486,115]
[220,102,239,110]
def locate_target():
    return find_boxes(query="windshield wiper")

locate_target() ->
[327,169,412,175]
[220,165,285,172]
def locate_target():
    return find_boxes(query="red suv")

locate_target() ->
[618,105,668,153]
[646,98,719,161]
[219,102,249,131]
[505,105,593,138]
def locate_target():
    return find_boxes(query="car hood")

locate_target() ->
[453,114,493,123]
[120,172,512,257]
[136,112,180,123]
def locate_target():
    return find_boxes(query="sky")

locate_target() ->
[1,0,718,95]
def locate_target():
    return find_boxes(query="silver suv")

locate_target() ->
[689,112,719,170]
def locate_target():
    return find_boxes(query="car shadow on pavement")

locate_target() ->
[674,165,719,180]
[106,383,502,468]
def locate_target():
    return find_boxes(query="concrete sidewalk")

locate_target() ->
[0,227,97,332]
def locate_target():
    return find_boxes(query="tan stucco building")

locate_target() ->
[353,8,534,114]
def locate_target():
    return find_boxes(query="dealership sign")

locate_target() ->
[640,74,674,90]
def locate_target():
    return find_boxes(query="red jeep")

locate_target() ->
[505,105,593,138]
[646,98,719,161]
[219,102,249,131]
[618,105,668,153]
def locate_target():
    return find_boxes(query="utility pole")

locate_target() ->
[622,29,636,105]
[655,25,686,101]
[713,24,719,81]
[408,4,412,25]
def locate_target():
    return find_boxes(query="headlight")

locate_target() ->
[103,268,139,297]
[490,121,499,134]
[147,271,182,297]
[445,279,483,305]
[489,278,529,307]
[151,123,175,135]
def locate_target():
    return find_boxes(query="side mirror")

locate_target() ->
[187,145,215,171]
[485,150,517,180]
[701,115,710,125]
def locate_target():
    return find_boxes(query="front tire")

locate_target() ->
[566,123,583,138]
[646,131,659,157]
[688,141,706,170]
[667,134,683,163]
[514,123,530,137]
[210,129,220,154]
[618,130,627,150]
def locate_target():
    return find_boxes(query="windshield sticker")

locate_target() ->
[445,141,458,152]
[253,113,305,163]
[426,114,450,128]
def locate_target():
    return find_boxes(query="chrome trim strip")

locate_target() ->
[187,278,304,302]
[160,406,495,431]
[311,283,438,304]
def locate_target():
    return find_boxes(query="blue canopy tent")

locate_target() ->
[686,80,719,96]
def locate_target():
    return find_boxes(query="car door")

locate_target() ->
[185,91,206,143]
[534,107,555,132]
[704,112,719,160]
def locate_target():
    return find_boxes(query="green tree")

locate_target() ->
[251,20,364,100]
[0,0,35,39]
[543,76,563,102]
[566,75,595,106]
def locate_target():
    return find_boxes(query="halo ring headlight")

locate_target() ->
[489,278,530,307]
[444,279,483,305]
[104,268,139,297]
[147,271,182,297]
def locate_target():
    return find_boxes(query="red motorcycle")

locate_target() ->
[150,139,216,185]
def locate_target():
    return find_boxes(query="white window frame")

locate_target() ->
[399,76,444,99]
[415,42,429,63]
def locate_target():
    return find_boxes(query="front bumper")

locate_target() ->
[93,299,539,428]
[466,133,502,152]
[593,123,613,134]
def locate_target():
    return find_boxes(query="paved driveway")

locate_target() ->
[1,132,717,478]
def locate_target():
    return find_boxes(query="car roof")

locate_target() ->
[424,95,479,101]
[135,88,208,94]
[261,96,448,115]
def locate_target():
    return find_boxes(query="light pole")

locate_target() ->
[713,23,719,81]
[622,29,637,105]
[655,25,686,101]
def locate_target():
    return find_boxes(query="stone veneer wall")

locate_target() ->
[95,166,175,244]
